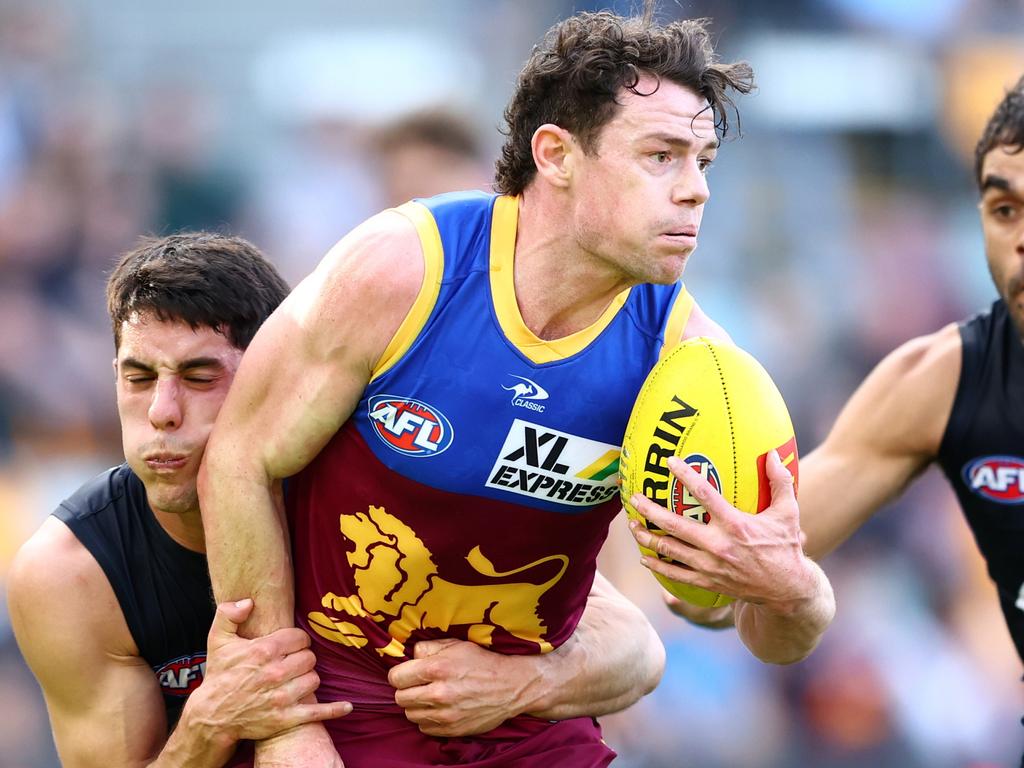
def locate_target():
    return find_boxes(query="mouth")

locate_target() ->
[144,453,190,472]
[661,226,698,241]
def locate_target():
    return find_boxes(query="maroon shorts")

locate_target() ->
[225,711,615,767]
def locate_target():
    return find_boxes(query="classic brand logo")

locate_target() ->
[486,419,620,506]
[367,395,454,457]
[154,653,206,697]
[503,375,549,413]
[962,456,1024,504]
[670,454,720,524]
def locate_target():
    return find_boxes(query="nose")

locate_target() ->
[148,377,183,430]
[671,161,710,206]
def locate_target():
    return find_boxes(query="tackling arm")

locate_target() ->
[8,520,348,768]
[387,571,665,736]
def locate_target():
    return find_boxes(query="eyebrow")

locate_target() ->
[643,132,720,152]
[981,174,1016,195]
[120,356,226,373]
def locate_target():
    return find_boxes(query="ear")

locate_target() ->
[531,123,575,189]
[111,357,118,378]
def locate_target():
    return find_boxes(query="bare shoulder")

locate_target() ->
[866,323,962,425]
[280,209,426,369]
[679,299,733,344]
[832,323,961,458]
[10,517,136,672]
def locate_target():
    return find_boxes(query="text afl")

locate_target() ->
[962,456,1024,504]
[367,395,454,457]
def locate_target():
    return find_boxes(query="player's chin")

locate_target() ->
[643,252,691,285]
[148,483,200,516]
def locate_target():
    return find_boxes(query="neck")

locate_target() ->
[514,190,634,340]
[151,506,206,553]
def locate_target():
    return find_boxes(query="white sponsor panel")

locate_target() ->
[486,418,619,506]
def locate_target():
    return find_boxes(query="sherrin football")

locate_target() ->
[620,336,799,607]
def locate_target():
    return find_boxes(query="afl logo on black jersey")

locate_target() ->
[154,653,207,697]
[962,456,1024,504]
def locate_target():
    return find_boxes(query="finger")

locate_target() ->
[272,669,323,704]
[628,519,699,569]
[264,627,314,657]
[640,554,721,594]
[630,492,714,550]
[272,648,319,682]
[279,699,354,729]
[207,599,253,648]
[766,449,797,512]
[389,658,435,690]
[668,456,745,526]
[412,638,460,659]
[393,682,434,709]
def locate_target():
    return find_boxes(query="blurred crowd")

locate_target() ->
[1,0,1022,766]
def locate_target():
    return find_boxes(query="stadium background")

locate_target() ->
[0,0,1021,765]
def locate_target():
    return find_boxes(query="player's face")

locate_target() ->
[979,144,1024,338]
[115,314,242,518]
[568,76,717,285]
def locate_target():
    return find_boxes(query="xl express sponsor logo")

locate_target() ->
[368,396,454,457]
[486,419,620,506]
[154,653,206,697]
[962,455,1024,504]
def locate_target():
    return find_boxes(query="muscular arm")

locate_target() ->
[8,519,347,768]
[199,212,423,633]
[800,324,961,559]
[198,212,423,762]
[388,572,665,736]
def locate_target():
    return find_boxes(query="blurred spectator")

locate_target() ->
[372,109,491,207]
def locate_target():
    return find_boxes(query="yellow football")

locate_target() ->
[620,336,799,607]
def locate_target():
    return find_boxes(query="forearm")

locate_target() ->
[147,697,236,768]
[733,558,834,665]
[200,457,294,636]
[525,585,664,719]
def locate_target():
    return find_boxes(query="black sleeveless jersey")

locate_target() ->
[53,463,214,727]
[937,299,1024,665]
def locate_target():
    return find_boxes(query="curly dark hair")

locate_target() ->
[494,11,754,195]
[975,74,1024,190]
[107,232,290,350]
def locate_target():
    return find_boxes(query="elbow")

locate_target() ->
[640,624,667,695]
[745,571,837,667]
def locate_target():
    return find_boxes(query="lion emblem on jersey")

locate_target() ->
[307,505,568,658]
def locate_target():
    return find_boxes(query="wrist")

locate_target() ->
[515,651,556,717]
[178,690,238,756]
[521,641,576,717]
[762,557,831,620]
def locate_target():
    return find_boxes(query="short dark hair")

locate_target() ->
[107,232,290,350]
[495,11,754,195]
[975,74,1024,190]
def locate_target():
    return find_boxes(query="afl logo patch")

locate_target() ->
[962,456,1024,504]
[368,395,454,457]
[669,454,720,524]
[154,653,206,697]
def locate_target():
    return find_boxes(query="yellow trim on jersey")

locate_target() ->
[658,286,695,359]
[371,202,445,380]
[489,195,631,364]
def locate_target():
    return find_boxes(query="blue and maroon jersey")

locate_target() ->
[286,191,693,765]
